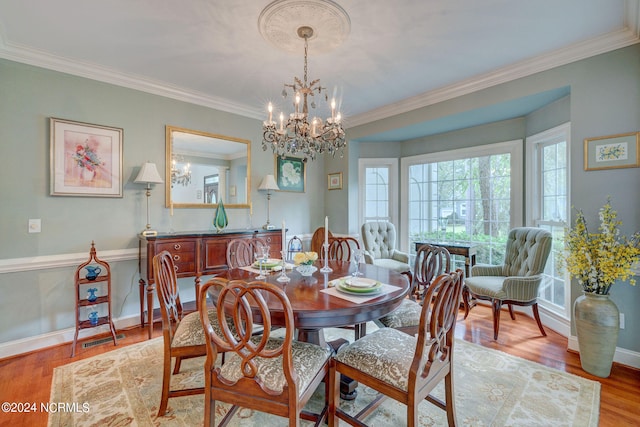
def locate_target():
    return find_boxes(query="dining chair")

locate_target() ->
[360,221,412,284]
[199,277,331,427]
[327,236,366,340]
[376,244,451,336]
[328,269,464,427]
[311,227,333,256]
[327,236,361,262]
[153,250,233,417]
[462,227,552,340]
[226,237,268,268]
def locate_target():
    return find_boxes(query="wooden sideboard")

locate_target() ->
[138,228,282,338]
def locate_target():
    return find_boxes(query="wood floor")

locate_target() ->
[1,304,638,427]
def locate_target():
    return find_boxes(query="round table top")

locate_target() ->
[217,260,410,330]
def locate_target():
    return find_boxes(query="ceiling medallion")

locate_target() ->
[259,0,350,162]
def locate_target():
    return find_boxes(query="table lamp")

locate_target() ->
[258,174,279,230]
[134,162,164,236]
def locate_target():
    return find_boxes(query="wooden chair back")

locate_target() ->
[327,236,360,262]
[311,227,333,255]
[412,244,451,301]
[153,250,207,416]
[226,237,268,268]
[153,250,183,341]
[199,277,329,426]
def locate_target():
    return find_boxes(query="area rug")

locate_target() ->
[49,327,600,426]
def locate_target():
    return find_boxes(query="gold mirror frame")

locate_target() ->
[165,125,251,209]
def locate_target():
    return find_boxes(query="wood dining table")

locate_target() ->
[213,259,410,349]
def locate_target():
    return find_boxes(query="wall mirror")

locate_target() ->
[165,125,251,209]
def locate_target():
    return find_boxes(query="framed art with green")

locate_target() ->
[275,156,305,193]
[584,132,640,171]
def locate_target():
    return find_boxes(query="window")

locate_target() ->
[400,141,523,270]
[526,123,570,317]
[359,158,398,225]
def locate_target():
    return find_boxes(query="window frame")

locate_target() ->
[526,122,571,321]
[358,158,399,228]
[399,140,523,252]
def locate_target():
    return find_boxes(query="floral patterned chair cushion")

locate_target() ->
[172,309,230,348]
[220,338,331,396]
[376,299,422,329]
[334,327,417,391]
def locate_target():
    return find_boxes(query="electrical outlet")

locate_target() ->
[28,219,41,233]
[619,313,625,329]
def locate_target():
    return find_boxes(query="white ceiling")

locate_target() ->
[1,0,638,141]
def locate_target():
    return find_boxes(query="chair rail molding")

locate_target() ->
[0,248,138,274]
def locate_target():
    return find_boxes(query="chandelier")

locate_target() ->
[171,156,191,187]
[262,26,346,162]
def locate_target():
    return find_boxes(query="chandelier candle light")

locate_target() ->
[262,25,346,162]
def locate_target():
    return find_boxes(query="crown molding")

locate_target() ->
[0,40,265,120]
[346,27,640,129]
[1,2,638,127]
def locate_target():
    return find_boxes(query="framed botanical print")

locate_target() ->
[584,132,640,171]
[328,172,342,190]
[275,156,305,193]
[50,118,123,197]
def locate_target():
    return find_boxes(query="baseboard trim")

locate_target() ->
[0,314,141,359]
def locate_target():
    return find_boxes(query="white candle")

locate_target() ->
[279,112,284,131]
[267,102,273,123]
[324,216,328,247]
[282,220,286,257]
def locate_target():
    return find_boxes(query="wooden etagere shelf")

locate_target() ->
[71,241,118,357]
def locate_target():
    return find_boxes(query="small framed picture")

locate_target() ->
[584,132,639,171]
[275,156,305,193]
[328,172,343,190]
[50,118,123,197]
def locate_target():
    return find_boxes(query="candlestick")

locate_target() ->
[282,220,286,258]
[170,202,173,217]
[324,216,328,247]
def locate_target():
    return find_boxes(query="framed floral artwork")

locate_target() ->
[328,172,342,190]
[50,118,123,197]
[584,132,640,171]
[275,156,305,193]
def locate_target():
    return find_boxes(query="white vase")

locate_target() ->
[296,264,317,277]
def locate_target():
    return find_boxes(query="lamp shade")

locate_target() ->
[258,174,279,191]
[134,162,164,184]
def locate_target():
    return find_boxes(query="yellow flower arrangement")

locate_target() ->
[293,251,318,266]
[565,198,640,295]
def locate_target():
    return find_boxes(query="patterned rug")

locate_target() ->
[49,327,600,426]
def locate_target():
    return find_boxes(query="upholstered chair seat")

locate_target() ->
[463,227,552,340]
[361,221,412,283]
[334,327,416,390]
[376,300,423,330]
[219,338,331,396]
[171,309,230,348]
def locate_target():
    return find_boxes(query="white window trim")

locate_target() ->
[399,140,523,252]
[525,122,571,321]
[358,158,399,228]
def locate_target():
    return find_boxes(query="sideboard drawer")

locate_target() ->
[156,241,196,275]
